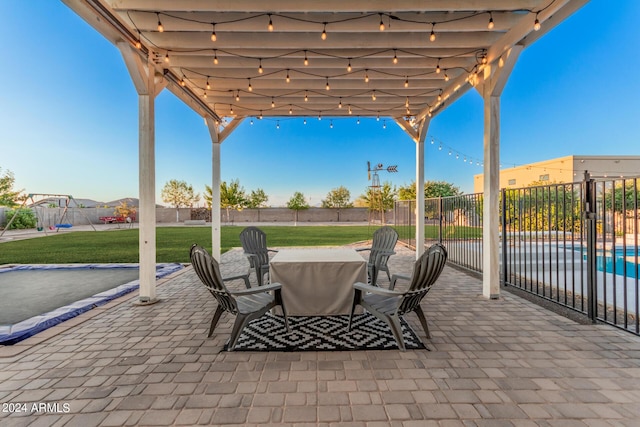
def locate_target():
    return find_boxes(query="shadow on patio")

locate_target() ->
[1,245,639,426]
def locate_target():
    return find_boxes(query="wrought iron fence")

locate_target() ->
[395,175,640,336]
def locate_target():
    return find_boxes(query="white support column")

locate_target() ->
[415,118,430,258]
[118,42,162,304]
[475,46,522,299]
[206,117,222,261]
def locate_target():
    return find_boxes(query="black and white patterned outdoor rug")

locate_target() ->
[227,312,426,351]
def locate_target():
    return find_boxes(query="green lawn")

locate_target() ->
[0,226,387,264]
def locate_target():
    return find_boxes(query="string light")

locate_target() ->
[438,90,442,101]
[436,58,441,74]
[404,76,409,87]
[289,105,293,115]
[206,79,211,90]
[248,78,252,91]
[213,50,218,64]
[405,97,409,108]
[157,13,164,32]
[304,50,309,66]
[258,59,263,74]
[203,91,207,98]
[285,69,290,83]
[379,14,385,31]
[318,112,322,120]
[357,116,360,125]
[444,70,449,81]
[271,97,275,108]
[347,59,352,72]
[348,105,352,115]
[164,52,169,62]
[372,90,376,101]
[229,104,234,114]
[259,110,263,119]
[135,32,142,49]
[534,13,541,31]
[338,98,343,108]
[304,91,308,102]
[429,23,436,42]
[376,112,380,121]
[330,120,333,129]
[268,14,274,31]
[488,12,494,30]
[321,23,327,40]
[235,91,240,101]
[325,77,330,90]
[211,23,217,41]
[180,75,186,86]
[393,50,398,64]
[364,70,369,83]
[250,118,254,125]
[303,118,307,125]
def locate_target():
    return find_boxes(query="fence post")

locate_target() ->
[501,189,508,286]
[584,171,598,323]
[438,197,443,244]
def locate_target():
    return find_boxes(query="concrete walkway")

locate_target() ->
[1,245,639,426]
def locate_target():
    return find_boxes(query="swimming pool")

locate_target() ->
[596,248,640,279]
[0,263,183,345]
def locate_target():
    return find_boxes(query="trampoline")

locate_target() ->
[0,263,183,345]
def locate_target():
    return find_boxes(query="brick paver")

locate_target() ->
[1,245,639,425]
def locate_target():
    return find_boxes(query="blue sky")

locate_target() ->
[1,1,638,207]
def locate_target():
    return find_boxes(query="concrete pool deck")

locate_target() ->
[1,244,640,425]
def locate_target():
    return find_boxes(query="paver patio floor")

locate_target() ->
[1,245,639,426]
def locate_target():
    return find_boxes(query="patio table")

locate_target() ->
[269,248,367,316]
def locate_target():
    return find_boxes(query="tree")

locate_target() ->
[321,186,353,209]
[397,180,462,200]
[360,182,396,223]
[321,186,353,221]
[286,191,309,225]
[246,188,269,208]
[204,179,249,223]
[0,167,22,207]
[161,179,200,222]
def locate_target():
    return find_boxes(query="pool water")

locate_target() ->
[596,248,639,279]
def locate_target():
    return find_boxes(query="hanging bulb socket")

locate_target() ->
[211,24,217,41]
[268,14,274,31]
[321,23,327,40]
[534,13,541,31]
[488,13,495,30]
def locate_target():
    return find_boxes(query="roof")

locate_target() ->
[63,0,590,133]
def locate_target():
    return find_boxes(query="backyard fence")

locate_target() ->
[395,174,640,336]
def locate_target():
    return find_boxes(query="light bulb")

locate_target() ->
[348,105,352,115]
[372,91,376,101]
[318,113,322,120]
[404,77,409,87]
[203,92,207,98]
[229,105,233,114]
[259,111,263,119]
[405,97,409,108]
[286,70,290,83]
[444,71,449,81]
[347,61,352,72]
[276,121,280,129]
[250,119,254,125]
[248,80,252,91]
[289,106,293,115]
[379,15,385,31]
[268,15,274,31]
[180,77,185,86]
[438,91,442,101]
[157,15,164,32]
[429,28,436,42]
[211,24,217,41]
[376,113,380,121]
[235,91,240,101]
[321,24,327,40]
[206,79,211,90]
[338,98,343,108]
[393,50,398,64]
[213,51,218,64]
[364,70,369,83]
[164,52,169,62]
[135,39,141,49]
[326,79,330,91]
[271,98,275,108]
[330,120,333,129]
[357,117,360,125]
[304,51,308,66]
[534,15,541,31]
[383,120,386,129]
[488,14,494,30]
[303,119,307,125]
[304,91,308,102]
[436,63,441,74]
[258,60,263,74]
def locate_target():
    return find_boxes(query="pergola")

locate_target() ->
[62,0,590,304]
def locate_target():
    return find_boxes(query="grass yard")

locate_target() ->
[0,226,388,264]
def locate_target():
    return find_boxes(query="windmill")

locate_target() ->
[367,161,398,224]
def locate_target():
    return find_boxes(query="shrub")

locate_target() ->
[2,208,37,230]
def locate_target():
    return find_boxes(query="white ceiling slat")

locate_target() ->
[69,0,587,120]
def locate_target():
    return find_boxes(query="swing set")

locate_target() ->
[0,193,97,237]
